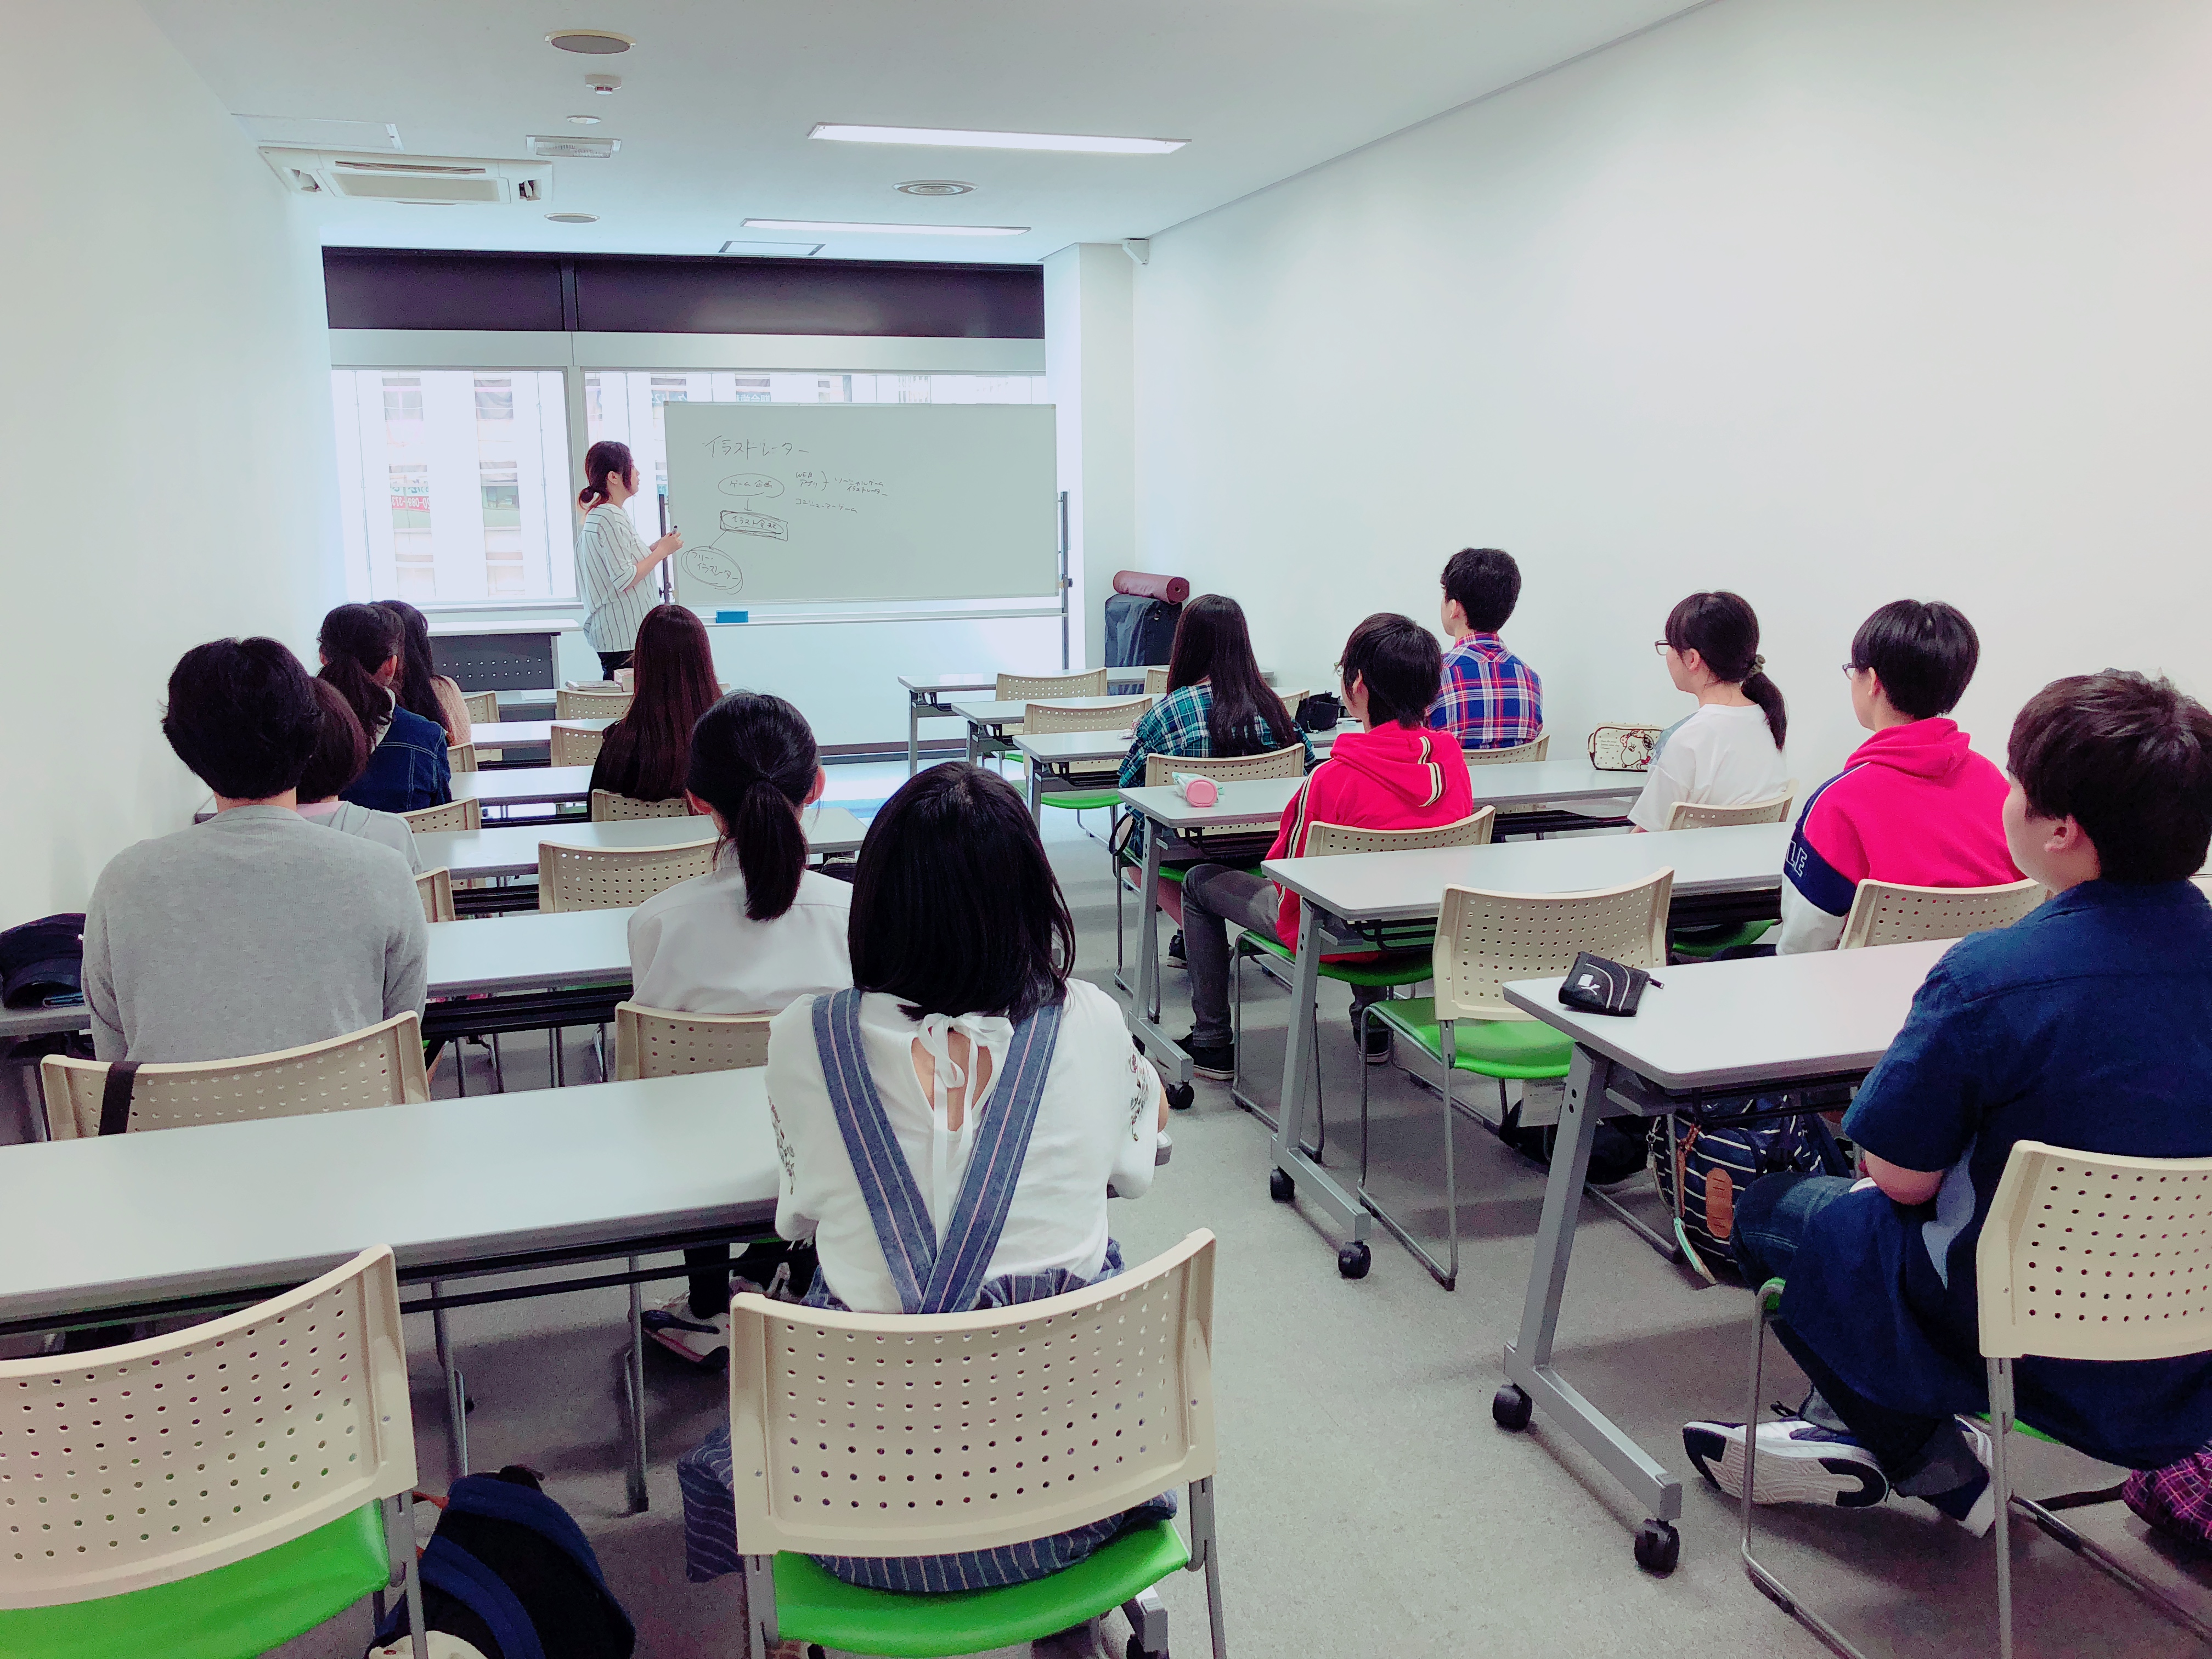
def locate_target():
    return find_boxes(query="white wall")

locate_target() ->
[1046,244,1137,669]
[1132,0,2212,780]
[4,1,340,919]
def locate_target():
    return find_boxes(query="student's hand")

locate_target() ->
[652,531,683,556]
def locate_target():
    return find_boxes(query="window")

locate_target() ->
[732,375,771,403]
[331,369,575,603]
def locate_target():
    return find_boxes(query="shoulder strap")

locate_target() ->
[915,1001,1064,1316]
[98,1062,140,1136]
[414,1538,547,1659]
[811,989,938,1314]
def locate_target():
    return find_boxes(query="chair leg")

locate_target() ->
[1989,1356,2016,1659]
[1122,1584,1169,1658]
[490,1033,506,1092]
[433,1294,468,1477]
[624,1260,650,1513]
[398,1491,430,1659]
[1190,1475,1229,1659]
[1355,1010,1457,1290]
[742,1554,777,1659]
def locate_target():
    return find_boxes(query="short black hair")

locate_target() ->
[2007,671,2212,883]
[1341,612,1443,728]
[295,679,371,804]
[1441,548,1521,633]
[161,637,321,799]
[1849,599,1979,720]
[848,764,1075,1023]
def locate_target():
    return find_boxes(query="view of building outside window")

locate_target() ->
[332,370,573,603]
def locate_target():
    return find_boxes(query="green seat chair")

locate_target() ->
[1360,868,1673,1289]
[1658,788,1795,960]
[729,1229,1227,1659]
[1027,695,1154,839]
[0,1246,430,1659]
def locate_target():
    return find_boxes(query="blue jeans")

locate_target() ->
[1737,1173,1984,1496]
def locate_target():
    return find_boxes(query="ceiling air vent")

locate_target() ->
[260,148,555,206]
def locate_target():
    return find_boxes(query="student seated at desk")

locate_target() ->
[293,680,422,873]
[1177,613,1477,1079]
[1428,545,1542,751]
[1776,599,2016,953]
[589,602,720,804]
[630,691,854,1365]
[1628,591,1790,831]
[318,602,452,815]
[1684,670,2212,1528]
[83,638,427,1062]
[677,761,1168,1591]
[381,599,471,746]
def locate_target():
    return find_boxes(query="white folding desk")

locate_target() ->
[1493,940,1948,1572]
[1256,822,1791,1277]
[947,697,1154,766]
[470,717,616,764]
[412,805,865,883]
[904,668,1288,774]
[1014,727,1344,821]
[195,766,601,825]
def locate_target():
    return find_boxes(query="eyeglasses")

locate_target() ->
[1840,663,1861,678]
[1652,641,1672,657]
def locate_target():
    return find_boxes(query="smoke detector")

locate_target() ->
[896,179,974,196]
[584,71,622,95]
[548,212,599,223]
[548,29,631,53]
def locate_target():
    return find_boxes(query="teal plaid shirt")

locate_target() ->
[1116,682,1312,862]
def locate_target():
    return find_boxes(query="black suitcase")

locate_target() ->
[1103,593,1181,668]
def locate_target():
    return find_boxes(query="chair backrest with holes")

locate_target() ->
[556,687,631,721]
[38,1013,431,1141]
[1144,666,1171,696]
[538,839,714,912]
[1978,1140,2212,1364]
[550,724,605,767]
[461,690,498,725]
[400,796,479,836]
[1276,689,1307,720]
[1662,788,1795,832]
[1465,733,1549,766]
[445,742,478,775]
[415,866,455,924]
[1024,697,1151,736]
[1432,870,1672,1023]
[0,1245,414,1609]
[727,1229,1215,1559]
[590,789,699,822]
[1142,744,1307,788]
[996,669,1107,701]
[1838,877,2044,951]
[1305,810,1496,857]
[613,1002,774,1079]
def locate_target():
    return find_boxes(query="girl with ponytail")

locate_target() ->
[1627,590,1792,833]
[628,690,853,1367]
[317,603,452,814]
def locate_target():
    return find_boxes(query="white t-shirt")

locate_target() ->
[296,799,422,873]
[766,978,1164,1313]
[628,862,853,1013]
[1627,703,1790,832]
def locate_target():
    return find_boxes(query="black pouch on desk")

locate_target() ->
[1558,952,1654,1017]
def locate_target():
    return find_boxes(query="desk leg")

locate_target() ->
[964,718,979,766]
[1028,758,1044,823]
[1269,904,1373,1275]
[1498,1045,1683,1568]
[907,694,923,777]
[1126,826,1193,1104]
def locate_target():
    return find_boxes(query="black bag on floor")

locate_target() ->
[1103,592,1181,668]
[1650,1113,1850,1281]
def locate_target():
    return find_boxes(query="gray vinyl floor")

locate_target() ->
[156,788,2211,1657]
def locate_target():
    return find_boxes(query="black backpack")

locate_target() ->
[1650,1111,1850,1280]
[1103,592,1181,668]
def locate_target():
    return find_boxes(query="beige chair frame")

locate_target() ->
[1837,876,2044,951]
[400,796,481,835]
[556,686,632,720]
[460,689,499,725]
[995,668,1107,701]
[1141,744,1306,789]
[1743,1140,2212,1657]
[1662,787,1794,832]
[415,866,455,923]
[549,723,606,767]
[1466,733,1549,765]
[537,837,715,912]
[590,789,700,822]
[1144,665,1172,696]
[613,1002,773,1080]
[732,1229,1224,1659]
[1023,696,1152,736]
[445,742,478,775]
[40,1012,431,1141]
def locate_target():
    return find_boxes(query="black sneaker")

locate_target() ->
[1176,1035,1234,1082]
[1166,930,1187,969]
[1359,1019,1394,1064]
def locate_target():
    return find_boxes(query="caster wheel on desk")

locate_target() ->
[1633,1518,1680,1576]
[1336,1240,1371,1280]
[1165,1081,1194,1112]
[1492,1384,1532,1431]
[1269,1167,1295,1203]
[1125,1639,1167,1659]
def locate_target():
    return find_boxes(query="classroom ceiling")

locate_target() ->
[145,0,1698,263]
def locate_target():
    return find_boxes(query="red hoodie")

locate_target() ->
[1265,722,1476,949]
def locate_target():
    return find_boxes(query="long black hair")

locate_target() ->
[600,605,723,802]
[317,603,402,742]
[1665,591,1786,747]
[1164,594,1297,757]
[380,599,456,742]
[848,764,1075,1024]
[686,692,818,921]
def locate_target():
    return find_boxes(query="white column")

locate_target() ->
[1043,243,1136,670]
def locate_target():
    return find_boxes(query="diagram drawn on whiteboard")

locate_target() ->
[678,456,894,598]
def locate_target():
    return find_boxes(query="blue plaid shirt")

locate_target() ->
[1427,633,1542,750]
[1116,682,1311,861]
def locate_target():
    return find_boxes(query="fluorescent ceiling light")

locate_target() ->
[809,123,1184,155]
[743,218,1026,237]
[721,239,825,257]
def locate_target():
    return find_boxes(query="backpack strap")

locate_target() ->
[98,1062,140,1136]
[413,1538,546,1659]
[812,989,938,1315]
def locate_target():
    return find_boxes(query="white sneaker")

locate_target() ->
[641,1293,731,1368]
[1682,1418,1890,1509]
[1926,1418,1996,1538]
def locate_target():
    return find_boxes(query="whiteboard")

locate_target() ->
[662,403,1059,607]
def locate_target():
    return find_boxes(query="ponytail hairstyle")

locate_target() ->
[579,440,636,510]
[686,692,819,921]
[379,599,455,741]
[1164,594,1299,758]
[317,602,403,742]
[295,679,373,804]
[1664,590,1786,748]
[605,604,721,801]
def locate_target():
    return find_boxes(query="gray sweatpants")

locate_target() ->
[1181,864,1381,1047]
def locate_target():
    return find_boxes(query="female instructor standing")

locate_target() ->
[575,440,684,678]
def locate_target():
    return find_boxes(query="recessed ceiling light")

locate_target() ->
[742,218,1026,237]
[528,134,620,159]
[547,29,631,54]
[566,114,602,125]
[546,212,598,223]
[896,179,974,196]
[810,122,1185,155]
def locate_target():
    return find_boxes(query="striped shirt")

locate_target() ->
[577,503,655,653]
[1427,631,1543,750]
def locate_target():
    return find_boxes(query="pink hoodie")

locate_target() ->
[1265,722,1476,949]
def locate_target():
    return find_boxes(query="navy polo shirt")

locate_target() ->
[1783,879,2212,1468]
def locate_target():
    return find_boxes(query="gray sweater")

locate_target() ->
[83,805,430,1062]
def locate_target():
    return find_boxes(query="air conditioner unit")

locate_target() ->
[260,148,554,205]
